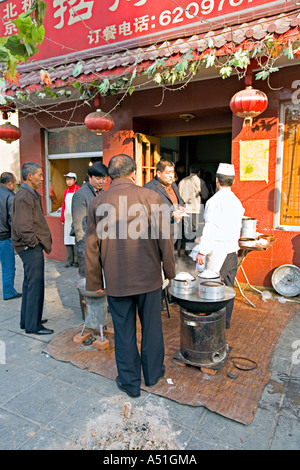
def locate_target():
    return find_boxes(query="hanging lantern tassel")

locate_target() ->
[230,87,268,127]
[84,109,114,135]
[0,121,21,143]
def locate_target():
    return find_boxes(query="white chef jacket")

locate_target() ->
[193,187,245,273]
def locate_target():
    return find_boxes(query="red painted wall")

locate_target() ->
[231,82,300,287]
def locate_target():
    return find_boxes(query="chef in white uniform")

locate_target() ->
[193,163,245,328]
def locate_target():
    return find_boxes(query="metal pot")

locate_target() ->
[241,217,257,240]
[199,281,225,300]
[171,276,198,295]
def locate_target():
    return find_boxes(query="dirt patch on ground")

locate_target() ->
[71,396,184,450]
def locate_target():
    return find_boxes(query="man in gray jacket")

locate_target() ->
[71,161,108,277]
[0,172,21,300]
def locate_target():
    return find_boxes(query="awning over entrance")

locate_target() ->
[5,9,300,97]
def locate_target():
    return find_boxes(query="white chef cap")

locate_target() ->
[216,163,235,176]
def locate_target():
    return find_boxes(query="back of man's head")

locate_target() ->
[0,172,15,185]
[108,154,136,180]
[189,163,201,174]
[21,162,41,181]
[216,174,235,187]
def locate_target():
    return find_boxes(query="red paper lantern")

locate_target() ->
[84,109,114,135]
[230,86,268,126]
[0,121,21,143]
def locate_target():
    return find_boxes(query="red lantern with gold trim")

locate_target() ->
[0,121,21,143]
[84,109,114,135]
[230,86,268,126]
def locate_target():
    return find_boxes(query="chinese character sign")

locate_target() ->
[0,0,283,61]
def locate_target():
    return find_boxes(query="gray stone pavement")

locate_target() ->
[0,255,299,450]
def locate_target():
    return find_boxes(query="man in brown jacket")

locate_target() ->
[85,154,175,398]
[11,162,53,335]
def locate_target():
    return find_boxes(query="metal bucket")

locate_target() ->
[241,217,257,240]
[180,307,227,366]
[75,278,109,330]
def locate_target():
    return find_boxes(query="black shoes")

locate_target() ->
[116,376,140,398]
[26,327,54,335]
[4,293,22,300]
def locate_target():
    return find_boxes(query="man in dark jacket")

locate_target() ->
[85,154,175,398]
[144,160,185,253]
[71,161,108,277]
[0,172,21,300]
[11,162,53,335]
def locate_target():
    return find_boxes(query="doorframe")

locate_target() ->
[135,133,161,186]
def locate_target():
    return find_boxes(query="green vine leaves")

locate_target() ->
[81,33,297,101]
[0,0,47,104]
[3,14,299,109]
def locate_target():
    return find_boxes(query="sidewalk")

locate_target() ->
[0,256,299,450]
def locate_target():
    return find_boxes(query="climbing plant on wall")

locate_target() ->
[0,0,47,101]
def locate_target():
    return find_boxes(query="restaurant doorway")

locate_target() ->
[161,132,232,177]
[134,131,232,186]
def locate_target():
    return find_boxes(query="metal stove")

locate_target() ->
[169,286,236,369]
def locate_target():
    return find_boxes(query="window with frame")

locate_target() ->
[45,126,102,215]
[279,107,300,227]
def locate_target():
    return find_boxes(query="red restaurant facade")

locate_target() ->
[2,0,300,287]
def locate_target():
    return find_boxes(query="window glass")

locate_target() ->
[46,126,103,216]
[48,126,102,155]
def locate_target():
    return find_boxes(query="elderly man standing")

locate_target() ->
[85,154,175,398]
[11,162,53,335]
[0,172,21,300]
[194,163,245,329]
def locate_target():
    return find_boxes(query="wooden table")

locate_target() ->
[235,237,276,308]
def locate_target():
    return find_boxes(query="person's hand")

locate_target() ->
[172,208,184,222]
[196,253,205,265]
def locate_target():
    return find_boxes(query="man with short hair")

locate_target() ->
[144,160,185,252]
[71,161,108,277]
[0,172,21,300]
[194,163,245,329]
[85,154,175,398]
[11,162,53,335]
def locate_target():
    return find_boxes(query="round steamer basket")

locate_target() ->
[198,281,225,300]
[170,276,198,295]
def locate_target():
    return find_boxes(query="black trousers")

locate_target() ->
[220,252,238,329]
[107,288,164,395]
[18,244,45,332]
